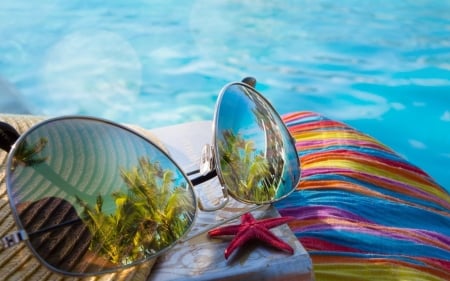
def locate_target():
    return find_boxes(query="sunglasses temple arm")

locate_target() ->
[241,76,257,87]
[188,169,217,186]
[0,216,83,250]
[0,121,20,152]
[0,230,28,250]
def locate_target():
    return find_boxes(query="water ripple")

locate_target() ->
[0,0,449,188]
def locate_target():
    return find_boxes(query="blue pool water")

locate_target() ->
[0,1,449,189]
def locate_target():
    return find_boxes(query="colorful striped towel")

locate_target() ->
[275,111,450,281]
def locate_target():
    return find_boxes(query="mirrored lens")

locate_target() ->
[214,83,300,204]
[6,117,196,276]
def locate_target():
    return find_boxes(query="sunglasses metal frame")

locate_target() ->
[1,115,202,276]
[0,79,300,276]
[200,81,300,210]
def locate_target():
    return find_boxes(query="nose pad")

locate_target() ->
[197,144,229,212]
[200,144,214,176]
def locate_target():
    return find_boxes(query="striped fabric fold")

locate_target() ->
[275,111,450,281]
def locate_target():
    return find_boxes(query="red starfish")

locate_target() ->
[208,212,295,259]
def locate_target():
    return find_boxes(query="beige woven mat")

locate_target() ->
[0,114,157,281]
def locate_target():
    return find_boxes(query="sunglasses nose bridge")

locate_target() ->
[197,144,230,212]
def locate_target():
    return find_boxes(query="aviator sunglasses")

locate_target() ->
[0,78,301,276]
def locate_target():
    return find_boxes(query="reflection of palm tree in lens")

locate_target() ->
[77,157,195,265]
[12,138,48,166]
[219,129,276,202]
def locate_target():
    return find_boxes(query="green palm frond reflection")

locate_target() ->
[13,138,48,166]
[77,157,195,265]
[219,130,277,202]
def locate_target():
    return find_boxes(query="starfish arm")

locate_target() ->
[208,224,242,237]
[253,224,294,254]
[258,216,296,229]
[224,225,294,259]
[208,212,296,259]
[241,212,295,229]
[223,227,253,259]
[241,212,256,224]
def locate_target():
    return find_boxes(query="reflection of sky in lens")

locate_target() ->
[118,130,189,190]
[91,124,191,213]
[159,158,190,188]
[216,84,301,202]
[218,86,254,130]
[218,85,267,153]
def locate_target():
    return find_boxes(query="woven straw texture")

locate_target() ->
[0,114,156,281]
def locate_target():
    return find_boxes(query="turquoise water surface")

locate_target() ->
[0,1,449,189]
